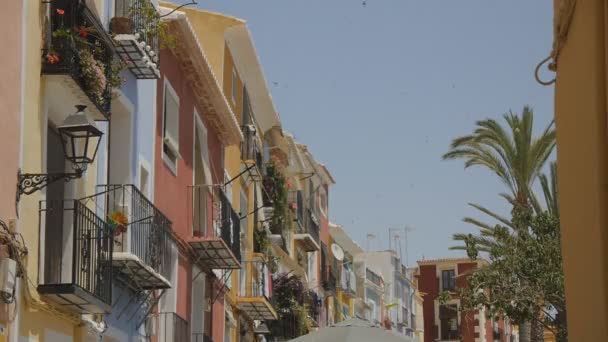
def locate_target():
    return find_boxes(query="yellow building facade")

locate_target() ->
[551,0,608,340]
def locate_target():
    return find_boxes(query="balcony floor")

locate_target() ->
[113,252,171,290]
[114,34,160,79]
[237,296,278,321]
[188,237,241,269]
[293,233,320,252]
[38,283,111,314]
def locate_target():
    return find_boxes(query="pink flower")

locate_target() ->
[56,9,65,15]
[46,52,60,64]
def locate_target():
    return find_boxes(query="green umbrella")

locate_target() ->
[287,318,415,342]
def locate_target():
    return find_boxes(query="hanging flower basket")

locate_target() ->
[108,211,128,236]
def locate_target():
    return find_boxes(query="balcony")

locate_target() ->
[92,185,172,290]
[340,267,356,298]
[43,0,116,119]
[158,312,189,342]
[292,206,320,252]
[305,291,322,327]
[188,186,241,269]
[237,261,278,321]
[112,0,160,79]
[38,200,113,314]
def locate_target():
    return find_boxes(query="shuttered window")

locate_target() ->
[162,80,180,173]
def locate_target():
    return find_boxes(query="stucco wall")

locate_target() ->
[553,0,608,340]
[0,0,22,221]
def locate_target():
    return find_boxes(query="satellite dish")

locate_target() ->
[331,243,345,261]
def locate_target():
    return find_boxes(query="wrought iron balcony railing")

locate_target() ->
[112,0,160,78]
[287,191,304,229]
[38,199,113,313]
[90,184,172,289]
[187,186,242,269]
[158,312,189,342]
[237,261,277,320]
[305,209,320,245]
[340,268,356,296]
[43,0,116,118]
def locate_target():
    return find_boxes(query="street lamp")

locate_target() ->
[16,105,103,202]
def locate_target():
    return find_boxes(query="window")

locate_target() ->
[194,116,210,236]
[162,80,180,174]
[439,304,459,340]
[442,269,456,292]
[231,69,237,104]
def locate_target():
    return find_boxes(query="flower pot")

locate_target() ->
[110,17,134,34]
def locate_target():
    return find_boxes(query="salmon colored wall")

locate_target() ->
[212,294,225,342]
[155,46,227,326]
[155,47,195,322]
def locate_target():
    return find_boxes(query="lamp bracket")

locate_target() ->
[16,169,84,202]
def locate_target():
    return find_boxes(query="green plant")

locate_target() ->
[264,161,289,235]
[445,111,566,341]
[254,226,270,254]
[130,2,176,49]
[50,9,125,100]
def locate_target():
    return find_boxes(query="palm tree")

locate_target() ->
[443,107,556,342]
[443,106,556,208]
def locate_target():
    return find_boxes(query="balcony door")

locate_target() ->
[108,94,133,186]
[194,113,212,237]
[44,126,69,284]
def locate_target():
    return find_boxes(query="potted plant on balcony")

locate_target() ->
[49,8,125,102]
[108,211,128,245]
[254,226,270,254]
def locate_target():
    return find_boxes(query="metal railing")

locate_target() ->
[39,199,113,305]
[287,191,304,229]
[114,0,160,53]
[189,185,244,262]
[305,209,320,245]
[93,185,172,279]
[340,267,356,295]
[220,190,242,262]
[244,261,270,298]
[43,0,115,117]
[158,312,189,342]
[305,291,322,324]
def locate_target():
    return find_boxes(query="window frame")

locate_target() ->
[441,269,456,292]
[161,79,181,175]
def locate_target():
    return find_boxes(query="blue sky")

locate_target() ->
[197,0,555,265]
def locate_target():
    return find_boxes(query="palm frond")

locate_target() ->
[468,203,513,228]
